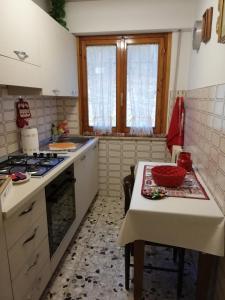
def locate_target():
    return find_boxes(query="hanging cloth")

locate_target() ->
[166,96,185,154]
[16,97,31,128]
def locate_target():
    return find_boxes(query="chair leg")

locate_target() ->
[177,248,185,299]
[125,244,131,290]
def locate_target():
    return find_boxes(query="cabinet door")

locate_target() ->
[39,9,78,96]
[0,55,41,88]
[74,143,99,227]
[0,214,13,300]
[85,144,99,205]
[0,0,40,66]
[74,155,89,226]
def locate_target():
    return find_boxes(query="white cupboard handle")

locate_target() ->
[52,89,60,95]
[14,50,29,60]
[19,201,35,217]
[26,254,39,274]
[23,227,38,246]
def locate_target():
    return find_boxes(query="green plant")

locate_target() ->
[50,0,68,30]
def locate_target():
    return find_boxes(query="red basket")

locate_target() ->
[151,165,186,188]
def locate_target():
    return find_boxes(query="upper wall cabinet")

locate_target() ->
[0,0,41,88]
[39,9,79,97]
[0,0,40,66]
[0,0,78,96]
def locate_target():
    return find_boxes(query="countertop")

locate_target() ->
[1,137,98,218]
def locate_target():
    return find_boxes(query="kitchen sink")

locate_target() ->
[57,136,93,144]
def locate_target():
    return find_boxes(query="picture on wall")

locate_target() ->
[217,0,225,43]
[202,7,213,43]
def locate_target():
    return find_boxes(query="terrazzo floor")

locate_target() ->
[41,196,197,300]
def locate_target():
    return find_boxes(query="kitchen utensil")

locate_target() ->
[48,142,79,151]
[151,165,186,188]
[21,128,39,155]
[177,152,193,172]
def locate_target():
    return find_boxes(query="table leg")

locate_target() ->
[196,252,218,300]
[134,240,145,300]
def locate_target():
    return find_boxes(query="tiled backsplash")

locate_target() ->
[98,137,170,197]
[185,84,225,214]
[184,83,225,300]
[0,94,79,157]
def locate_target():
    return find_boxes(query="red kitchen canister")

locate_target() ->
[177,152,193,172]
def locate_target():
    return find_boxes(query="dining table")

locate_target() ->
[118,161,225,300]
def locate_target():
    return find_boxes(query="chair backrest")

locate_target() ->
[123,175,133,214]
[123,165,135,214]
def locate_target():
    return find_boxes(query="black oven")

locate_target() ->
[45,164,76,257]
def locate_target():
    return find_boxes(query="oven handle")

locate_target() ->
[19,201,35,217]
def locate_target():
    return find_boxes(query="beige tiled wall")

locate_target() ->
[98,137,170,197]
[184,83,225,300]
[0,94,79,157]
[185,84,225,213]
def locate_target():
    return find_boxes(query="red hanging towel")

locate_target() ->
[166,96,185,154]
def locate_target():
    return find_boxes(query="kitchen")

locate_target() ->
[0,0,225,299]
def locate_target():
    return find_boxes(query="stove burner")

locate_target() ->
[0,154,65,177]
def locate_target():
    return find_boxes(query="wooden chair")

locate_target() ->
[123,166,185,298]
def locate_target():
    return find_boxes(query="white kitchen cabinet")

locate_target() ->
[0,0,40,66]
[0,0,41,88]
[4,189,50,300]
[74,142,99,226]
[0,55,42,88]
[39,9,78,97]
[0,207,13,300]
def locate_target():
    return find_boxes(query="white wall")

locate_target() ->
[170,30,193,91]
[188,0,225,89]
[65,0,196,35]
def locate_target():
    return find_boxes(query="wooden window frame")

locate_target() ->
[78,33,171,135]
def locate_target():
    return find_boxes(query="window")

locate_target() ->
[79,34,171,135]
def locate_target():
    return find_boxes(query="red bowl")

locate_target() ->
[151,165,186,188]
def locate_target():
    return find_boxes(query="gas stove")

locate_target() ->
[0,153,66,177]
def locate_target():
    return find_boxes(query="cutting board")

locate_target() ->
[48,142,79,151]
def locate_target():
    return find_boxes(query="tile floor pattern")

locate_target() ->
[42,196,197,300]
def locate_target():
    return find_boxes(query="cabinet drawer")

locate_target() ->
[9,213,48,280]
[12,237,50,300]
[5,190,46,249]
[31,262,51,300]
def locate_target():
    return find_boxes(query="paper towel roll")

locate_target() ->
[21,128,39,155]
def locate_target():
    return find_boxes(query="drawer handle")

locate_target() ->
[26,254,39,274]
[80,155,86,161]
[23,227,38,246]
[92,145,97,150]
[19,201,35,217]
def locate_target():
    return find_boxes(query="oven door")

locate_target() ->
[45,164,76,257]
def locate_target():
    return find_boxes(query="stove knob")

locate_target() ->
[33,153,38,158]
[46,153,51,158]
[53,153,58,158]
[39,153,44,158]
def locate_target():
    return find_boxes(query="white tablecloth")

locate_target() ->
[118,161,225,256]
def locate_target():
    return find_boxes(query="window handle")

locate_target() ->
[120,92,124,107]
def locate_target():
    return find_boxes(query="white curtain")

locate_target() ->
[87,46,116,134]
[126,44,158,135]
